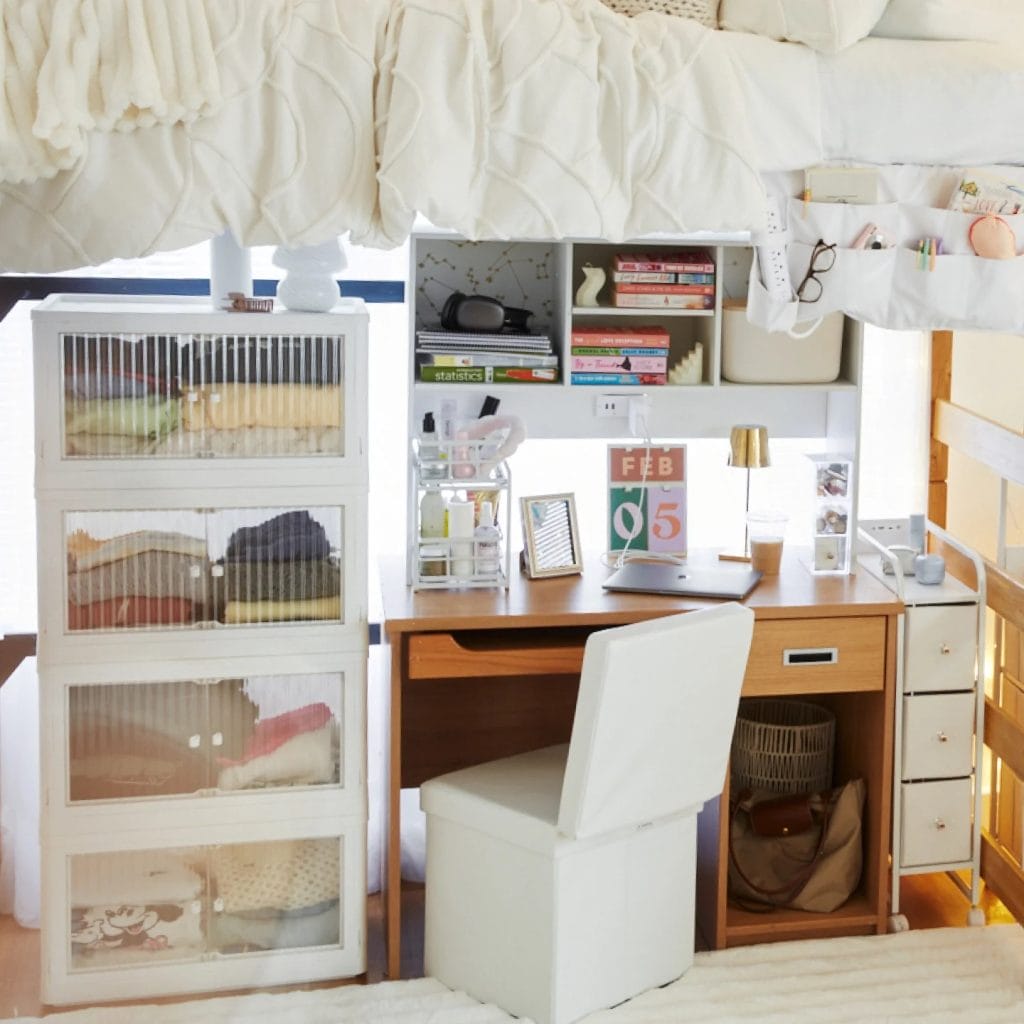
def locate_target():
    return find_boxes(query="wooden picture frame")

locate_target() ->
[520,493,582,579]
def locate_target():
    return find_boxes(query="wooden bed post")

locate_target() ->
[928,330,953,529]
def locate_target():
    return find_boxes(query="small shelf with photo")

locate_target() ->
[808,454,853,574]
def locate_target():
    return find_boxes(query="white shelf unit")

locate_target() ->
[32,296,370,1005]
[858,521,987,931]
[407,234,863,442]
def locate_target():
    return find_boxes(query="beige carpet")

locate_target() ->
[17,926,1024,1023]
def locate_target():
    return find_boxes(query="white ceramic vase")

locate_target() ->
[273,238,346,312]
[575,263,606,306]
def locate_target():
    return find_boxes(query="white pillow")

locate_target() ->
[719,0,891,53]
[598,0,719,28]
[871,0,1022,43]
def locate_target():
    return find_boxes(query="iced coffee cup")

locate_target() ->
[747,510,788,575]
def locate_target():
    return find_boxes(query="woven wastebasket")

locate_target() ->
[731,698,836,795]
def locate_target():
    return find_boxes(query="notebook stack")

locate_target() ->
[415,329,558,384]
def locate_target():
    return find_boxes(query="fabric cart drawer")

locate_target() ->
[903,605,976,693]
[742,617,885,696]
[901,692,975,781]
[407,630,587,680]
[899,778,973,867]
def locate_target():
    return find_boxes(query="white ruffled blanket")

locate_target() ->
[0,0,786,271]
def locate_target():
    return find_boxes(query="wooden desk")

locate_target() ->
[379,551,901,979]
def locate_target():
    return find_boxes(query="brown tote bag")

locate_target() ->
[728,777,866,913]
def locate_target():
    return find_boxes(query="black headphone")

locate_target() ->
[441,292,533,333]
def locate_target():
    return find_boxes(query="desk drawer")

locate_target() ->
[743,617,886,696]
[408,630,587,680]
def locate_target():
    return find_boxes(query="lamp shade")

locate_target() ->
[728,425,770,469]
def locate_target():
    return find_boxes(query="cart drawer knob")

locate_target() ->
[940,643,951,655]
[934,818,947,830]
[936,731,948,743]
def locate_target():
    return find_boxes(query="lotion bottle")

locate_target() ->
[474,500,501,577]
[419,488,448,577]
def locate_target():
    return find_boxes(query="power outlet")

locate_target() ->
[594,395,628,418]
[858,518,910,553]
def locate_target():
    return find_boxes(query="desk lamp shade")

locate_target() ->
[721,425,770,561]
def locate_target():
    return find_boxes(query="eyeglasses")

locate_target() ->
[795,240,836,303]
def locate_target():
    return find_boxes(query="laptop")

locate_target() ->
[601,560,763,600]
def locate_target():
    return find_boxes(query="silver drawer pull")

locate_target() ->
[934,818,947,831]
[940,643,951,655]
[936,731,948,743]
[783,647,838,666]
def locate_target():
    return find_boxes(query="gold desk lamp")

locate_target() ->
[719,424,770,563]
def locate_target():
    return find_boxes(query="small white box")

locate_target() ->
[722,303,843,384]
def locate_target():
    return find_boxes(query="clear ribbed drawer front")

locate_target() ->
[209,838,342,955]
[66,673,346,803]
[61,331,345,459]
[70,847,208,970]
[63,506,344,631]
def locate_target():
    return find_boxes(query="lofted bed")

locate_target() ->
[0,0,1020,338]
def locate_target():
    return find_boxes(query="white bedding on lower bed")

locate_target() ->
[0,0,1019,273]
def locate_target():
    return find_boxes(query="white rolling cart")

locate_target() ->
[32,295,371,1005]
[858,520,987,932]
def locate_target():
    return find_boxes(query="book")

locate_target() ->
[570,346,669,357]
[570,326,670,349]
[614,282,715,296]
[613,249,715,273]
[612,270,715,284]
[570,371,667,386]
[947,168,1024,215]
[570,355,667,372]
[419,365,559,384]
[803,165,879,205]
[417,349,559,369]
[612,293,714,310]
[416,329,553,354]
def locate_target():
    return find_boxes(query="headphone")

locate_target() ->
[441,292,534,333]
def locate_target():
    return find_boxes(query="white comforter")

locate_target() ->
[0,0,804,271]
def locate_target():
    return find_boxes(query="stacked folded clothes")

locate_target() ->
[63,334,181,455]
[177,335,344,455]
[69,680,257,801]
[217,511,342,624]
[217,702,338,790]
[209,839,340,953]
[66,528,211,630]
[70,851,205,964]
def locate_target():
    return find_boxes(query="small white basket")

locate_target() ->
[731,698,836,795]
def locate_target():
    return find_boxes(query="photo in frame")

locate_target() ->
[520,493,583,578]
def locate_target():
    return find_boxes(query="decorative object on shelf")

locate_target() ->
[607,444,686,558]
[968,214,1016,259]
[574,262,606,307]
[209,230,253,308]
[720,424,770,563]
[273,238,345,312]
[667,342,703,384]
[520,493,582,578]
[223,292,274,313]
[809,453,853,574]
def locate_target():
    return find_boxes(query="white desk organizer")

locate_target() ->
[407,438,511,590]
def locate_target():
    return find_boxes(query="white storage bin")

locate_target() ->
[903,604,978,694]
[33,295,369,490]
[42,817,365,1005]
[899,777,973,868]
[901,692,976,781]
[722,301,843,384]
[41,652,366,833]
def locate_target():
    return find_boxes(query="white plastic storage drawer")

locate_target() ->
[32,295,368,489]
[36,486,367,663]
[901,692,976,781]
[42,817,366,1005]
[41,652,366,832]
[899,777,973,867]
[903,604,977,693]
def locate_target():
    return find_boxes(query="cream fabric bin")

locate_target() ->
[722,302,843,383]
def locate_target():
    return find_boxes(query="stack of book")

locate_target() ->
[416,329,558,384]
[611,249,715,310]
[569,326,670,386]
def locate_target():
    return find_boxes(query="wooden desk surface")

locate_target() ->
[379,549,902,634]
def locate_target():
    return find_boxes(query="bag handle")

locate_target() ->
[728,789,833,905]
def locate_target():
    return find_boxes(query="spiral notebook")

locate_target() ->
[602,561,762,600]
